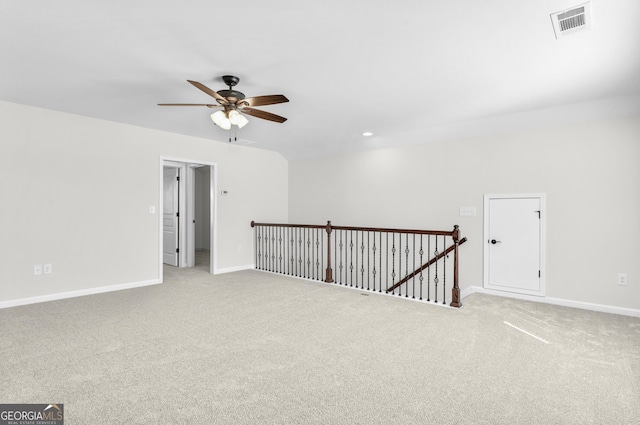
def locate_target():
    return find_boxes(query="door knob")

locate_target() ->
[490,239,501,245]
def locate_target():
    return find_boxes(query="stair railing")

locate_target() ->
[251,221,466,308]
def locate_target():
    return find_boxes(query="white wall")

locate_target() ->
[0,101,288,303]
[288,115,640,311]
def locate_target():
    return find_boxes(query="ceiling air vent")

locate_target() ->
[550,2,591,39]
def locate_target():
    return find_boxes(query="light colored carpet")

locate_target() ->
[1,266,639,424]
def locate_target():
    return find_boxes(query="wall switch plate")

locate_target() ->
[44,264,53,274]
[618,273,628,286]
[33,265,43,276]
[149,205,156,214]
[460,207,476,216]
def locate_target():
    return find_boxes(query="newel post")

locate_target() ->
[324,220,334,283]
[450,225,462,308]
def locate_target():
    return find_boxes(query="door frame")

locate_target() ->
[483,193,546,297]
[159,157,217,281]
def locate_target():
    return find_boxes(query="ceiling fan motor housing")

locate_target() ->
[217,89,245,101]
[218,75,244,101]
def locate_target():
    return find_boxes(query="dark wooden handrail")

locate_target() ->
[251,221,325,229]
[252,221,455,236]
[386,237,467,294]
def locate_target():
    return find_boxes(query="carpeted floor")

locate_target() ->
[1,265,639,424]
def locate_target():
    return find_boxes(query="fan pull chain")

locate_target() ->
[229,126,238,143]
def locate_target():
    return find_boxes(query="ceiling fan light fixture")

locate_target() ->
[211,110,231,130]
[236,114,249,129]
[228,109,249,128]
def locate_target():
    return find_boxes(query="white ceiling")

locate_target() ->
[1,1,639,160]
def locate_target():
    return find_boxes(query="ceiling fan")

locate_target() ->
[158,75,289,130]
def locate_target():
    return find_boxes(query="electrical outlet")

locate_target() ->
[33,265,43,276]
[617,273,628,286]
[44,264,53,274]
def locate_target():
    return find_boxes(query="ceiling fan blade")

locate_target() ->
[187,80,229,105]
[242,107,287,123]
[158,103,221,108]
[240,95,289,107]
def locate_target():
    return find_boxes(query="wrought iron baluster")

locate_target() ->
[263,226,267,271]
[354,231,359,288]
[268,226,271,270]
[297,228,302,277]
[391,232,396,295]
[398,233,402,297]
[379,232,383,292]
[289,227,292,275]
[290,228,295,275]
[349,230,354,287]
[273,228,277,271]
[371,232,376,292]
[302,227,305,277]
[278,227,282,273]
[298,227,302,276]
[412,234,416,299]
[307,229,311,278]
[360,232,366,289]
[386,232,389,292]
[338,230,344,285]
[284,227,288,275]
[292,227,296,276]
[434,236,439,304]
[316,229,321,281]
[272,227,276,271]
[404,233,410,298]
[419,235,424,300]
[256,227,261,270]
[427,235,431,302]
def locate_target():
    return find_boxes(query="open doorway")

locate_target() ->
[193,165,211,270]
[160,158,216,281]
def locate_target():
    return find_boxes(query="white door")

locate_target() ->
[163,167,179,266]
[484,195,544,296]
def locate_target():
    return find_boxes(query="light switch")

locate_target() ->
[149,205,156,214]
[460,207,476,216]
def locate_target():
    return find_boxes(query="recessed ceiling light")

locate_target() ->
[362,132,373,137]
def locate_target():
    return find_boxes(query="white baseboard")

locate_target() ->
[462,285,640,318]
[214,264,255,275]
[0,279,162,309]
